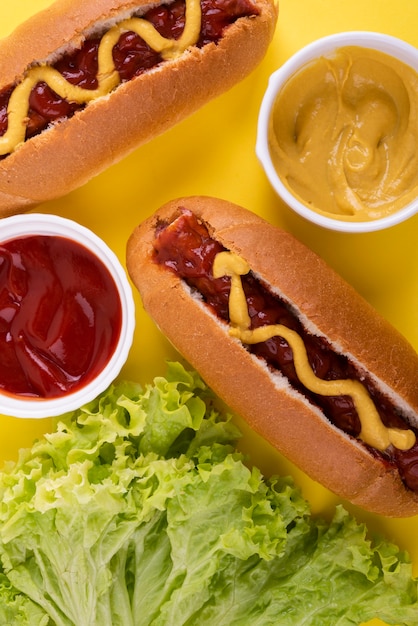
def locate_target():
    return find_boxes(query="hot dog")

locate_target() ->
[126,196,418,517]
[0,0,277,215]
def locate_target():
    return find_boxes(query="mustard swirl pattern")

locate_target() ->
[213,250,416,452]
[0,0,202,156]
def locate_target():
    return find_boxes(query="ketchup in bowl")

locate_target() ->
[0,215,135,418]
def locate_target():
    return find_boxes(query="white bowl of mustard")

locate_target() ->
[256,32,418,232]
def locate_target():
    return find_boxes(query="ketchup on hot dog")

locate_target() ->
[152,209,418,493]
[0,0,258,154]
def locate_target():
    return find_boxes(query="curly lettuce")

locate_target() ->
[0,362,416,625]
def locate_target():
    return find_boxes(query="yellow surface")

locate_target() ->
[1,2,418,625]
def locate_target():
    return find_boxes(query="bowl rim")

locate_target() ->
[256,30,418,233]
[0,213,135,418]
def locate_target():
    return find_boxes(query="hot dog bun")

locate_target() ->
[126,196,418,517]
[0,0,277,215]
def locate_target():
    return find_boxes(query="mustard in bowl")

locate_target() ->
[256,32,418,232]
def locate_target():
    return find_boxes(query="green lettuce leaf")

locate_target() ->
[0,362,416,625]
[0,573,50,625]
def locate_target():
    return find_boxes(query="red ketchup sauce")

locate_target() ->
[153,209,418,493]
[0,235,122,399]
[0,0,258,147]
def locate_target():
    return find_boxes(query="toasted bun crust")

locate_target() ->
[126,196,418,517]
[0,0,277,215]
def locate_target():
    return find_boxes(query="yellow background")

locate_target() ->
[1,2,418,625]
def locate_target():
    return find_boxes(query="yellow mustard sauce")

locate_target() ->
[268,46,418,221]
[0,0,201,156]
[213,250,416,452]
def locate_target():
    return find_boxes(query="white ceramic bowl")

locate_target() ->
[256,31,418,233]
[0,214,135,418]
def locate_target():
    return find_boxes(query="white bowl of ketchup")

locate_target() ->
[0,213,135,418]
